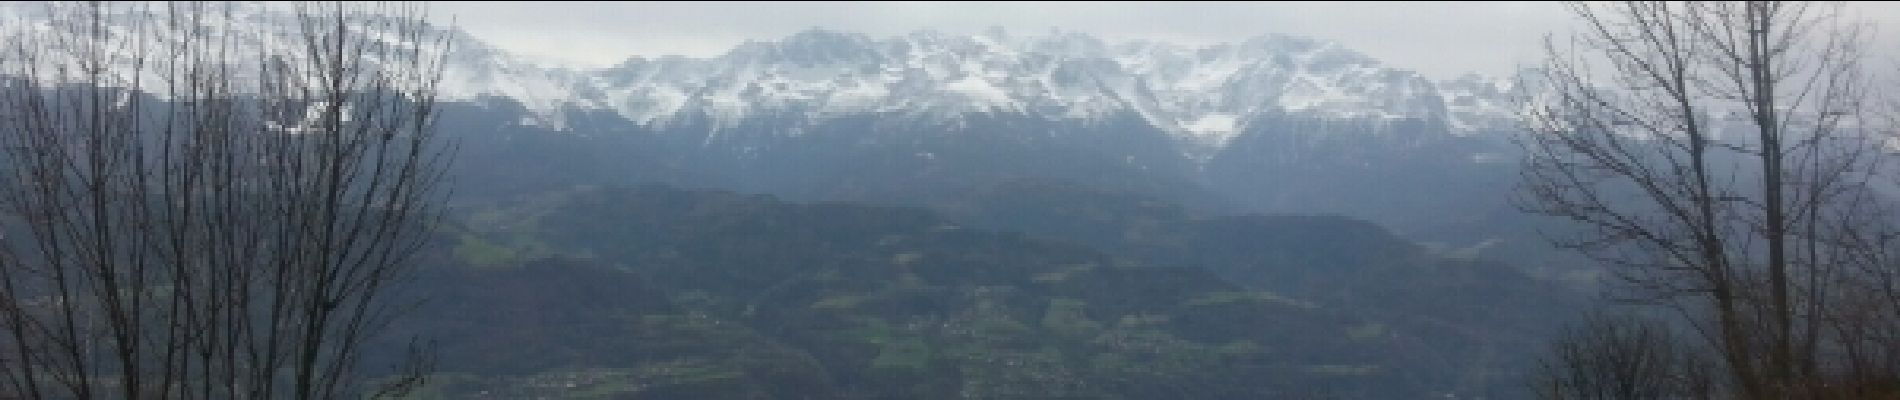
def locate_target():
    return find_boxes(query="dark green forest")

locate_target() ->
[376,183,1582,399]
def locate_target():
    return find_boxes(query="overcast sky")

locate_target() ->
[434,1,1900,81]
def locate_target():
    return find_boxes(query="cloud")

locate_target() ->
[433,1,1900,80]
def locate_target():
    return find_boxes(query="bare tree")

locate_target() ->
[1531,312,1717,400]
[1517,1,1900,399]
[0,1,453,399]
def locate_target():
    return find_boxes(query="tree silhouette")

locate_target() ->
[1520,1,1900,398]
[0,2,454,398]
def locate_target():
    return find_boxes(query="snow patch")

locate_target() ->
[943,76,1017,111]
[1181,114,1240,141]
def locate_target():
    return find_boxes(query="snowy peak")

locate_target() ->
[1438,73,1529,133]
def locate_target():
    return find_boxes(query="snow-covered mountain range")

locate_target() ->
[1,1,1526,162]
[420,26,1539,244]
[2,3,1544,258]
[439,27,1526,161]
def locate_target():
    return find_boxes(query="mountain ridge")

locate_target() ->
[429,26,1527,162]
[0,3,1574,276]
